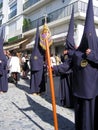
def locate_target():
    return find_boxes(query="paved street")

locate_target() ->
[0,76,75,130]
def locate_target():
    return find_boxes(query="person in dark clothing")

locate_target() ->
[53,0,98,130]
[30,22,46,95]
[0,27,8,93]
[72,0,98,129]
[59,49,74,108]
[22,54,29,79]
[54,7,75,108]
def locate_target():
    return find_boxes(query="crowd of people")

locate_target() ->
[3,48,62,89]
[0,0,98,130]
[3,50,30,85]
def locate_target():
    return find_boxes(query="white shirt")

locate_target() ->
[50,56,56,66]
[7,56,20,75]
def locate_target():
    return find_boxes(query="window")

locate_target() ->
[10,3,17,13]
[9,3,17,19]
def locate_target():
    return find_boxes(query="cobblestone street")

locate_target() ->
[0,76,75,130]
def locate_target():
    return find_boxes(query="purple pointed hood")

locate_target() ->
[65,6,75,50]
[30,22,45,71]
[78,0,98,52]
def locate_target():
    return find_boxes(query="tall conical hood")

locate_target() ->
[32,22,40,54]
[65,6,75,50]
[30,22,45,71]
[78,0,97,52]
[0,27,4,50]
[0,27,6,60]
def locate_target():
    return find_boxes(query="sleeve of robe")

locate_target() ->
[86,50,98,64]
[53,58,72,75]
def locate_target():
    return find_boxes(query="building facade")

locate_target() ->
[1,0,98,55]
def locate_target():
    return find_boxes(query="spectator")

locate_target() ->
[50,53,56,66]
[7,51,21,85]
[55,54,61,65]
[21,54,29,79]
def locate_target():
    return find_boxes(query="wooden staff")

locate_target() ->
[40,15,58,129]
[45,37,58,130]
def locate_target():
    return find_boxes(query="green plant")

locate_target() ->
[23,18,28,26]
[23,18,31,31]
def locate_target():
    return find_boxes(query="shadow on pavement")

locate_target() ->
[12,102,44,130]
[12,94,75,130]
[16,83,30,94]
[16,76,74,110]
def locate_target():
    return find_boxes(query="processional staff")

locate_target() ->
[40,16,58,130]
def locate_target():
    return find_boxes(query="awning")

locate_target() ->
[25,32,67,49]
[3,39,28,50]
[26,40,35,49]
[52,32,67,39]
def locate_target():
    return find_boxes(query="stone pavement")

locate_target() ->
[0,76,75,130]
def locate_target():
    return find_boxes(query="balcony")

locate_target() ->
[23,0,40,10]
[8,9,17,19]
[8,0,17,5]
[23,1,98,33]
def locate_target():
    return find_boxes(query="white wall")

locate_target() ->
[2,0,9,24]
[75,24,84,47]
[17,0,23,15]
[3,0,23,40]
